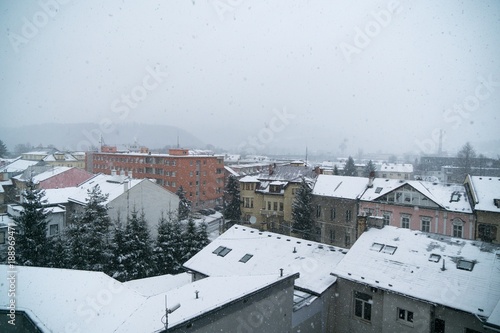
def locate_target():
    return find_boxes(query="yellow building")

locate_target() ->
[239,163,317,234]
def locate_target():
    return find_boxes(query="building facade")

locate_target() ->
[86,148,224,209]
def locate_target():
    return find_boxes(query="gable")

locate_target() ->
[376,184,440,208]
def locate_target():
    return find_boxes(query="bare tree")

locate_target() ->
[457,142,476,182]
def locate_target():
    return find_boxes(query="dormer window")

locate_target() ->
[270,185,282,193]
[450,191,461,202]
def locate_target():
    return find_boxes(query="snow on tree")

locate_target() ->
[47,234,69,269]
[363,160,376,177]
[181,216,201,264]
[153,211,183,275]
[110,213,128,281]
[120,208,155,280]
[224,175,241,222]
[66,185,112,272]
[176,186,191,221]
[13,178,52,266]
[291,177,315,241]
[0,139,8,158]
[343,156,357,177]
[333,165,339,175]
[196,221,210,250]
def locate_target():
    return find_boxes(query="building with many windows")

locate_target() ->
[238,163,317,234]
[86,147,224,209]
[331,226,500,333]
[359,178,475,240]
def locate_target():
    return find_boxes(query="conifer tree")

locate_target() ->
[196,221,210,250]
[0,140,8,158]
[333,165,339,175]
[66,185,112,271]
[47,234,69,269]
[13,179,52,266]
[181,216,200,264]
[363,160,376,177]
[224,175,241,222]
[153,211,182,275]
[110,214,127,281]
[291,177,315,240]
[344,156,357,177]
[176,186,191,221]
[121,208,155,280]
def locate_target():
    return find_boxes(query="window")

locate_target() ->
[345,234,351,247]
[375,187,383,193]
[401,215,410,229]
[330,208,336,220]
[453,224,463,238]
[381,245,397,255]
[239,254,253,263]
[273,202,278,211]
[429,254,441,262]
[279,202,283,211]
[421,217,431,232]
[450,191,461,202]
[478,223,497,242]
[212,246,232,257]
[330,229,335,243]
[370,242,384,252]
[267,201,271,211]
[434,318,445,333]
[457,259,474,271]
[382,212,391,226]
[453,219,464,238]
[354,291,372,321]
[316,205,321,218]
[398,308,414,324]
[49,224,59,236]
[0,231,5,244]
[346,210,352,222]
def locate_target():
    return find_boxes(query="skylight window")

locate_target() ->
[429,254,441,262]
[375,187,383,194]
[239,254,253,263]
[457,259,474,271]
[450,191,461,202]
[370,243,384,252]
[212,246,232,257]
[381,245,397,255]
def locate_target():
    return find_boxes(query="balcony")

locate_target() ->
[260,209,284,217]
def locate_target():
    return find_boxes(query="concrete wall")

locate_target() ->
[108,180,179,237]
[169,275,295,333]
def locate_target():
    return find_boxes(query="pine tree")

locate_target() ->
[13,179,52,266]
[121,208,155,280]
[291,178,315,240]
[363,160,376,177]
[196,221,210,250]
[66,185,112,271]
[47,234,69,269]
[0,140,8,158]
[181,216,200,264]
[224,175,241,222]
[333,165,339,175]
[344,156,357,177]
[109,214,127,281]
[176,186,191,221]
[153,211,182,275]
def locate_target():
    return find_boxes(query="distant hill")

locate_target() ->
[0,123,206,153]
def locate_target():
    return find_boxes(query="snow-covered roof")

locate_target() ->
[333,226,500,322]
[123,273,192,297]
[43,174,143,206]
[468,176,500,213]
[184,225,348,295]
[313,175,369,199]
[13,166,71,183]
[239,175,260,183]
[224,165,239,177]
[361,178,473,213]
[0,265,293,333]
[0,158,39,173]
[376,163,414,173]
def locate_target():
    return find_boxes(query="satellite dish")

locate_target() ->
[249,216,257,224]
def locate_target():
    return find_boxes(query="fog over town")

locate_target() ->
[1,0,499,157]
[1,1,500,333]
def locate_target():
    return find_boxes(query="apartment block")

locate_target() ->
[86,147,224,209]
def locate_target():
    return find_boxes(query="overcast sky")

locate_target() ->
[1,0,499,156]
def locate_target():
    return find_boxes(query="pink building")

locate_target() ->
[359,178,475,239]
[13,166,94,191]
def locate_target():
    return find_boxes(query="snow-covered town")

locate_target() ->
[1,1,500,332]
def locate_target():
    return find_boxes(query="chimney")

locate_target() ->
[367,171,375,188]
[111,169,117,177]
[124,181,129,192]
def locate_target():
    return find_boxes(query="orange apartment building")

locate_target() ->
[86,147,224,209]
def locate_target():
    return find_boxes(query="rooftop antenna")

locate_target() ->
[163,295,181,332]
